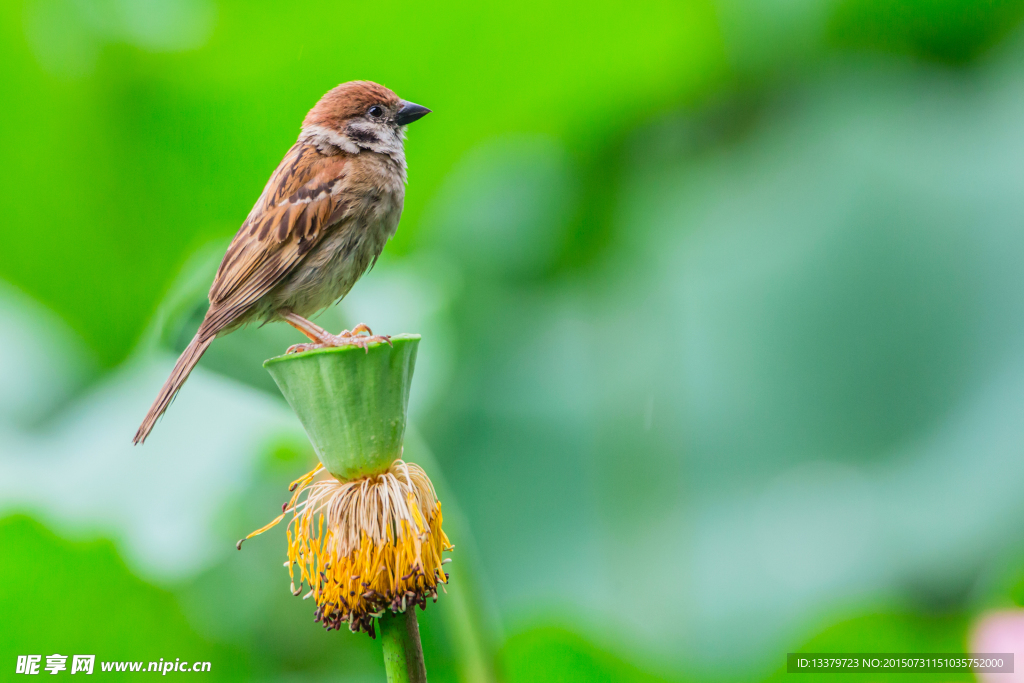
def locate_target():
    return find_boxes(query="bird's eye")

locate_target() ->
[368,105,384,119]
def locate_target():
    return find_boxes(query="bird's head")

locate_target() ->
[301,81,430,160]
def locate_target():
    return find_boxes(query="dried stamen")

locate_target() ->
[242,460,452,636]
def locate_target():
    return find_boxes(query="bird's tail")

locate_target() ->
[134,333,214,445]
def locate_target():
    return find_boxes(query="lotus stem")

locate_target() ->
[380,609,428,683]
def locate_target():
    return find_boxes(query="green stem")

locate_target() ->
[380,610,428,683]
[404,427,498,683]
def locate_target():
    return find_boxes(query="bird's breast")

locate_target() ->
[269,185,403,318]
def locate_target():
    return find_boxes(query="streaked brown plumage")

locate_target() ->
[134,81,430,445]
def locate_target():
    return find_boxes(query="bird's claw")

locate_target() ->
[286,324,391,355]
[341,333,392,353]
[338,323,392,353]
[286,342,319,354]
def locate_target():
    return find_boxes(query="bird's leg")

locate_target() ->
[281,311,334,344]
[336,322,392,352]
[281,311,391,354]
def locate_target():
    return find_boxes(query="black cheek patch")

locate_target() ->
[346,126,380,145]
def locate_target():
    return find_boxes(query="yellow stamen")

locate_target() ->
[237,463,325,549]
[243,460,452,636]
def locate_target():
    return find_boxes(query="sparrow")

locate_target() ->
[134,81,430,445]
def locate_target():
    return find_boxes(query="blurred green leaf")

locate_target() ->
[829,0,1024,62]
[500,627,676,683]
[764,611,972,682]
[0,515,248,676]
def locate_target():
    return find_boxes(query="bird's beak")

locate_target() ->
[394,101,431,125]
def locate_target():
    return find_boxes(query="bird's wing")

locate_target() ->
[199,143,353,338]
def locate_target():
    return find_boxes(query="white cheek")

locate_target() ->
[302,124,359,154]
[349,121,404,154]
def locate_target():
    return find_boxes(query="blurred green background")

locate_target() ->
[4,0,1024,680]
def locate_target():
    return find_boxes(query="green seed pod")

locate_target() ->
[264,335,420,480]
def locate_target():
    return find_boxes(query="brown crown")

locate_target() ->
[303,81,401,130]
